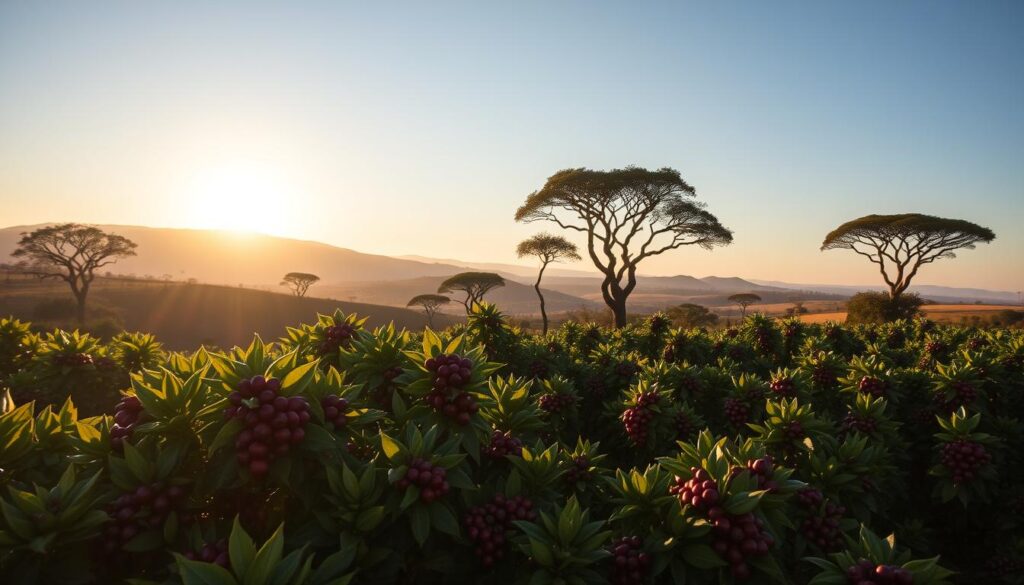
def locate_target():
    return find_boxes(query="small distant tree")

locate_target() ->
[516,233,581,334]
[728,293,761,318]
[438,272,505,313]
[785,301,808,317]
[281,272,320,297]
[408,294,451,328]
[667,303,719,328]
[821,213,995,301]
[515,167,732,327]
[12,223,137,323]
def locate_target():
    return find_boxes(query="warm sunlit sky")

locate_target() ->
[1,1,1022,290]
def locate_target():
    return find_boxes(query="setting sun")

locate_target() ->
[184,162,298,235]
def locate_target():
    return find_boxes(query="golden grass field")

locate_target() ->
[797,304,1022,324]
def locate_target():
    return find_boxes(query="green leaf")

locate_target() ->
[248,523,286,585]
[680,543,727,569]
[281,360,319,395]
[123,529,164,552]
[209,419,243,455]
[410,506,430,546]
[175,555,239,585]
[430,504,460,538]
[380,433,402,462]
[229,517,256,580]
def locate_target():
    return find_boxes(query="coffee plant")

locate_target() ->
[0,308,1021,583]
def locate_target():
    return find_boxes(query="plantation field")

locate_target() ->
[0,276,453,349]
[798,304,1022,324]
[0,307,1021,584]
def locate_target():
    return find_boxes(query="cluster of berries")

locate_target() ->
[796,488,845,551]
[723,398,750,428]
[563,454,592,486]
[944,381,978,410]
[925,340,947,356]
[769,376,797,397]
[395,458,449,503]
[483,430,522,460]
[424,354,478,425]
[753,326,774,354]
[317,322,357,356]
[674,411,699,441]
[738,457,777,491]
[812,365,838,388]
[966,337,988,351]
[844,560,913,584]
[710,511,774,581]
[53,352,94,367]
[841,412,879,436]
[183,539,229,568]
[622,392,659,445]
[669,468,720,510]
[102,482,188,553]
[321,394,350,430]
[463,494,536,568]
[528,360,549,379]
[857,376,887,398]
[110,395,146,450]
[225,376,310,478]
[940,439,991,484]
[370,366,404,408]
[539,392,575,414]
[608,536,652,585]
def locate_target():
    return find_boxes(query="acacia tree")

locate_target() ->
[281,272,320,297]
[437,272,505,314]
[667,303,719,328]
[516,233,581,334]
[12,224,137,323]
[516,167,733,327]
[407,294,451,328]
[728,293,761,318]
[821,214,995,300]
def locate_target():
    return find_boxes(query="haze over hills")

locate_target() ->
[2,224,1017,312]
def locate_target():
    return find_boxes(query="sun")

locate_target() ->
[184,162,298,235]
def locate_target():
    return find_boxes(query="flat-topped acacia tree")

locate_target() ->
[281,272,320,297]
[821,214,995,301]
[728,293,761,319]
[407,294,450,328]
[516,233,581,334]
[515,167,733,327]
[12,223,137,323]
[438,272,505,314]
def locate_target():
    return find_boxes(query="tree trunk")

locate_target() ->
[534,263,548,334]
[75,292,87,324]
[611,298,628,328]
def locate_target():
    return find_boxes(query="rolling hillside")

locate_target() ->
[0,276,454,349]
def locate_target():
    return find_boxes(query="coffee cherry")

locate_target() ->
[103,482,189,552]
[622,392,659,446]
[844,560,913,584]
[318,323,357,356]
[812,365,838,388]
[227,376,308,478]
[708,511,773,581]
[608,536,650,585]
[841,412,878,436]
[674,411,699,441]
[110,395,147,450]
[857,376,887,398]
[724,398,750,428]
[321,394,350,430]
[395,458,450,503]
[484,430,523,460]
[940,439,991,485]
[427,353,473,390]
[796,488,845,552]
[564,454,592,487]
[733,457,777,492]
[669,468,720,511]
[539,392,575,414]
[769,376,797,397]
[464,494,536,568]
[184,539,229,568]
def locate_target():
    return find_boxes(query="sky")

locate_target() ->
[1,1,1022,290]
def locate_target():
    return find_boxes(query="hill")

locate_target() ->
[0,275,454,349]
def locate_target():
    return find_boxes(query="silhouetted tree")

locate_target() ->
[728,293,761,318]
[281,272,320,297]
[516,233,580,334]
[438,272,505,313]
[516,167,733,327]
[822,214,995,301]
[845,291,923,324]
[11,224,137,323]
[407,294,451,328]
[667,303,719,328]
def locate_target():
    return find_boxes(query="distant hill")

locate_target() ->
[749,279,1021,305]
[0,224,469,287]
[0,276,454,349]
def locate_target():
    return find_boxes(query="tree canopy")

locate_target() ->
[821,213,994,299]
[667,303,719,328]
[515,166,732,327]
[437,272,505,313]
[12,223,137,322]
[407,294,451,327]
[280,272,320,297]
[727,293,762,318]
[516,233,581,334]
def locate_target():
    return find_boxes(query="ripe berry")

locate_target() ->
[395,458,450,503]
[608,536,651,585]
[622,392,658,446]
[812,365,838,388]
[539,392,574,414]
[484,430,523,460]
[674,411,699,441]
[427,353,473,390]
[723,398,750,428]
[669,468,720,511]
[564,454,592,487]
[464,494,536,568]
[844,560,913,584]
[709,511,773,581]
[184,539,229,568]
[103,482,189,552]
[321,394,350,430]
[796,488,845,552]
[110,395,147,450]
[841,413,878,436]
[318,322,357,356]
[735,457,777,491]
[769,376,797,397]
[857,376,887,398]
[227,376,308,478]
[940,439,991,485]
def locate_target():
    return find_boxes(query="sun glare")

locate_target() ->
[185,162,297,236]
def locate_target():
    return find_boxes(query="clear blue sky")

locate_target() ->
[1,1,1021,290]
